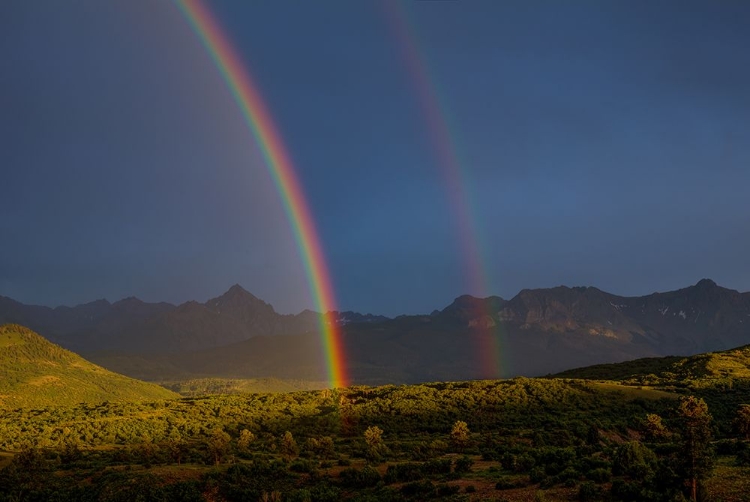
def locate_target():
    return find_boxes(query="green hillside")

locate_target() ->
[554,344,750,387]
[0,324,177,408]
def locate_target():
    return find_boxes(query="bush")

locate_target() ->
[454,455,474,474]
[436,483,460,496]
[384,463,424,484]
[612,442,657,478]
[515,453,535,472]
[423,458,452,475]
[400,480,435,497]
[339,465,381,488]
[530,466,546,484]
[586,467,611,483]
[578,481,599,502]
[736,447,750,467]
[289,459,316,473]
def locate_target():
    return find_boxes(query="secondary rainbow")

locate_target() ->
[383,1,504,378]
[176,0,348,387]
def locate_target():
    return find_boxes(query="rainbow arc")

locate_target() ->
[177,0,348,387]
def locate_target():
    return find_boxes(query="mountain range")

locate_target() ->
[2,279,750,384]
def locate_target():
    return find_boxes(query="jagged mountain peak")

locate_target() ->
[220,284,261,300]
[205,285,270,311]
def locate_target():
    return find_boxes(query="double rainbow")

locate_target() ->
[177,0,348,387]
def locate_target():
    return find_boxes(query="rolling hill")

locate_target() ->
[554,343,750,387]
[0,324,177,408]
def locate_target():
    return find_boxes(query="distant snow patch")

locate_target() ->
[679,310,686,319]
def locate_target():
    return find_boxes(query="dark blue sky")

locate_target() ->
[2,1,749,316]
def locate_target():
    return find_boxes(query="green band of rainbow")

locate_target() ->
[177,0,348,387]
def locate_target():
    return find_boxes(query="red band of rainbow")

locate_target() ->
[177,0,348,387]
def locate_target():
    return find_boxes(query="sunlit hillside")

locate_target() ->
[555,344,750,388]
[0,324,177,408]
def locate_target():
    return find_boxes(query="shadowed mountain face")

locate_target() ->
[2,280,750,384]
[0,284,388,354]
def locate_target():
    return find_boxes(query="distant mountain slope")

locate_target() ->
[0,324,177,408]
[0,285,390,354]
[3,279,750,384]
[554,344,750,386]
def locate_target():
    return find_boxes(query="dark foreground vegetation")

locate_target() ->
[3,375,750,501]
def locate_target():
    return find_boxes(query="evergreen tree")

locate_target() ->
[677,396,713,501]
[735,404,750,440]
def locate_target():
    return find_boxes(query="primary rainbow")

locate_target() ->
[176,0,348,387]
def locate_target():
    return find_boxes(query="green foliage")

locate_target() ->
[0,362,746,501]
[0,324,177,409]
[340,465,381,488]
[613,441,658,478]
[578,480,600,501]
[735,404,750,439]
[677,396,714,501]
[454,455,473,474]
[163,377,328,396]
[207,428,231,465]
[280,431,299,460]
[556,345,750,389]
[450,420,470,450]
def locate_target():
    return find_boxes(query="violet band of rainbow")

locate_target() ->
[177,0,348,388]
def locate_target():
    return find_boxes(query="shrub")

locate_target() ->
[436,483,460,496]
[515,453,536,472]
[384,463,424,484]
[423,458,452,475]
[586,467,611,483]
[530,466,547,484]
[339,465,381,488]
[400,480,435,497]
[578,481,599,502]
[454,455,474,473]
[289,459,316,473]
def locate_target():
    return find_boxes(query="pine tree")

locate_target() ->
[677,396,713,501]
[735,404,750,440]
